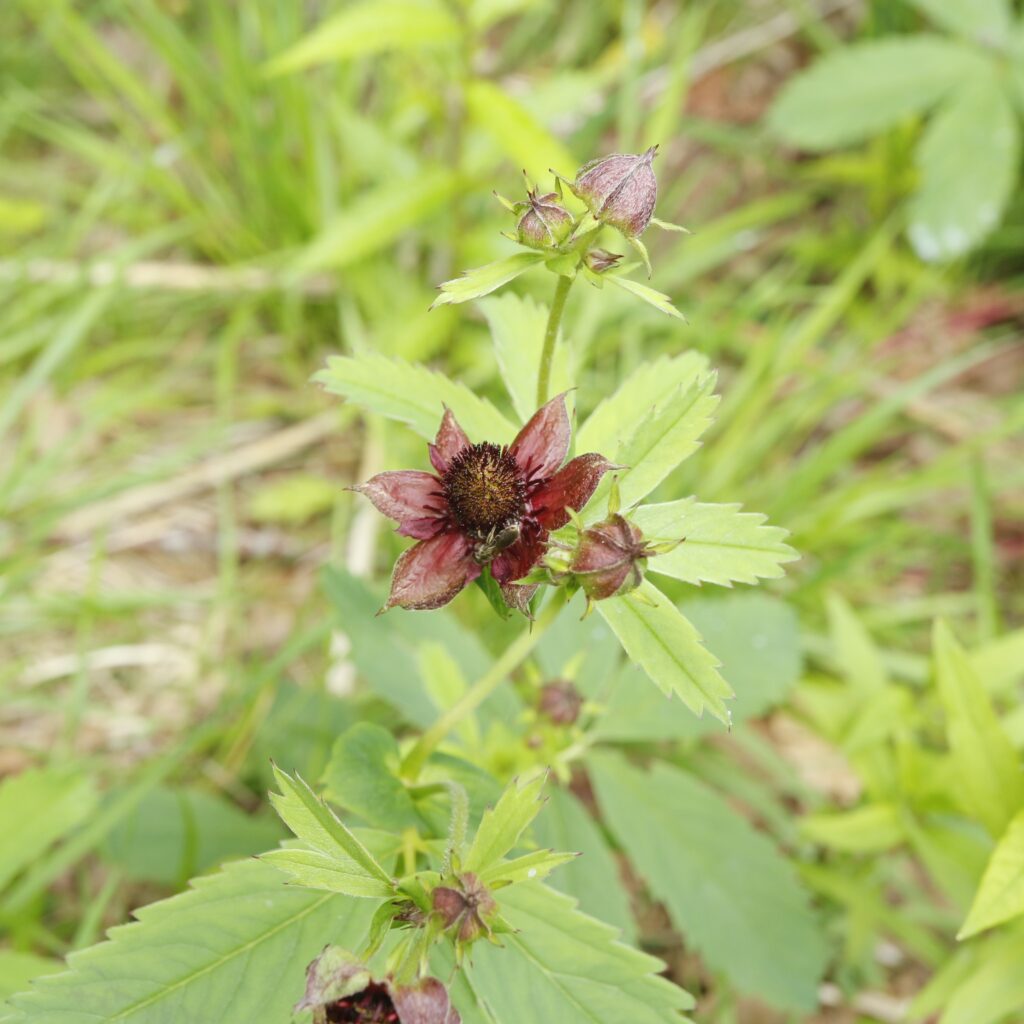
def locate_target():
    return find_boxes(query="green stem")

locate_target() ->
[536,273,573,407]
[400,594,564,781]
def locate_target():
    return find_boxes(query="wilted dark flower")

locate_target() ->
[571,146,658,237]
[570,512,660,604]
[583,248,623,273]
[516,189,574,249]
[354,396,614,612]
[537,679,584,725]
[431,872,497,944]
[296,947,460,1024]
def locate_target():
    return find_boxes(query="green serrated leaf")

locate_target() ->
[432,252,547,307]
[464,773,547,873]
[768,36,985,150]
[590,751,826,1011]
[0,769,97,894]
[321,724,418,832]
[477,848,578,887]
[264,0,461,75]
[907,72,1020,263]
[0,952,60,1002]
[448,882,694,1024]
[632,499,797,586]
[314,352,514,442]
[588,373,718,515]
[596,581,732,722]
[3,859,373,1023]
[959,810,1024,939]
[577,352,707,464]
[604,274,685,319]
[480,292,572,421]
[269,765,395,894]
[532,787,636,942]
[933,620,1024,836]
[261,846,400,898]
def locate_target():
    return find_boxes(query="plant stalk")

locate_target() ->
[536,273,574,406]
[400,593,564,780]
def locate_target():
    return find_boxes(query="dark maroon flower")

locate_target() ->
[296,947,459,1024]
[354,395,614,612]
[572,146,658,237]
[431,872,497,943]
[516,189,574,249]
[569,512,660,604]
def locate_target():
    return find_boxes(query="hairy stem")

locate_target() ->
[536,273,574,407]
[400,594,564,781]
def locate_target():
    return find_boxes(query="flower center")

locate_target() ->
[442,442,526,539]
[326,983,398,1024]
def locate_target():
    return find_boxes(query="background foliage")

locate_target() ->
[1,0,1022,1022]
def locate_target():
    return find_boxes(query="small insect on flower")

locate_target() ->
[296,947,460,1024]
[353,395,615,613]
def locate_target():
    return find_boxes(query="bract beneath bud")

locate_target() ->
[516,190,574,250]
[572,146,658,238]
[583,248,623,273]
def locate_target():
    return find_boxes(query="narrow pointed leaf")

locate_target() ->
[477,848,578,887]
[464,773,547,873]
[432,252,546,307]
[959,810,1024,939]
[596,581,732,722]
[604,274,684,319]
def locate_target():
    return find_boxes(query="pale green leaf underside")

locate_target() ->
[4,859,373,1023]
[451,882,693,1024]
[908,73,1020,262]
[590,752,827,1012]
[464,773,547,873]
[0,769,97,893]
[596,581,732,722]
[432,252,546,307]
[959,810,1024,939]
[768,36,985,150]
[314,352,515,443]
[632,499,797,586]
[604,274,685,319]
[265,0,461,75]
[261,847,395,898]
[480,292,572,421]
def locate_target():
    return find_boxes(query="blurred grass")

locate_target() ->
[0,0,1021,1013]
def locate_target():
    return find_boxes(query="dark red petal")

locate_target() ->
[384,532,480,611]
[429,407,471,473]
[398,516,446,540]
[390,977,461,1024]
[491,528,546,584]
[510,393,571,481]
[533,453,615,529]
[355,471,445,527]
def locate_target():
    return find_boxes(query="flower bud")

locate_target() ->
[569,513,657,602]
[432,872,497,944]
[516,189,574,249]
[583,248,623,273]
[572,146,658,237]
[537,679,584,725]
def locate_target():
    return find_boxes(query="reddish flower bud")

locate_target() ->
[537,679,584,725]
[431,872,497,944]
[516,189,574,250]
[296,947,460,1024]
[569,513,658,602]
[572,146,658,237]
[583,248,623,273]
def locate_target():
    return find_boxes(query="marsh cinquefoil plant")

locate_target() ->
[4,155,801,1024]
